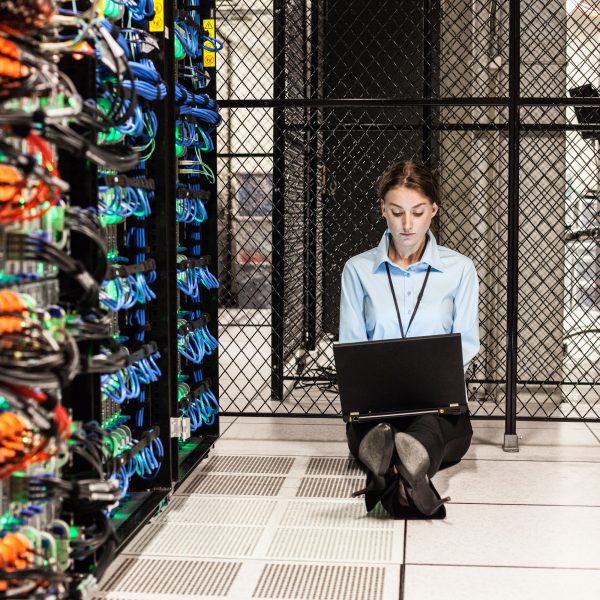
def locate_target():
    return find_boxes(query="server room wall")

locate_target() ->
[0,0,221,596]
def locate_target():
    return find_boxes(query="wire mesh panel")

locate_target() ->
[216,0,600,420]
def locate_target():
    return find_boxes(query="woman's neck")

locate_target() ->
[389,236,428,269]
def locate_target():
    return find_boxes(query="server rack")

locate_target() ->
[0,1,220,593]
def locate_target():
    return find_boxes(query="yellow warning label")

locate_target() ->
[149,0,165,32]
[203,19,216,68]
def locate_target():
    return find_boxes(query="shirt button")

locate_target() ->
[407,291,412,296]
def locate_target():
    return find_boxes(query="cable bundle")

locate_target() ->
[100,350,161,405]
[100,269,156,311]
[124,0,155,24]
[0,0,56,33]
[176,254,219,301]
[178,382,219,430]
[177,318,218,364]
[176,196,208,224]
[0,291,80,387]
[0,134,68,224]
[175,83,220,125]
[0,383,71,479]
[6,230,103,308]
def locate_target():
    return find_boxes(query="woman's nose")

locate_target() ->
[402,214,412,230]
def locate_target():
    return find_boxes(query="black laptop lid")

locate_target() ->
[333,333,466,419]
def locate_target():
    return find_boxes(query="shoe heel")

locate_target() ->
[357,423,394,477]
[351,474,386,497]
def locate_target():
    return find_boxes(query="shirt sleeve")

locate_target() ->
[339,261,368,343]
[452,260,480,370]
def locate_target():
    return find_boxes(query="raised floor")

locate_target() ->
[95,417,600,600]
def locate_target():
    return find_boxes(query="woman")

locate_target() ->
[339,159,480,518]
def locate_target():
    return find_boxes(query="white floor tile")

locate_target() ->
[434,459,600,506]
[472,418,590,429]
[406,503,600,568]
[466,426,600,461]
[214,439,351,457]
[404,565,600,600]
[219,416,238,424]
[220,421,347,442]
[233,416,341,425]
[586,422,600,437]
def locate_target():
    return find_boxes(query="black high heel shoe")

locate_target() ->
[394,432,450,516]
[352,423,395,501]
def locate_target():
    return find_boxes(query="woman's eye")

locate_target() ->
[413,212,424,217]
[392,212,403,217]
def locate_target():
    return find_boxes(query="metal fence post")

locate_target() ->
[504,0,520,452]
[272,0,286,401]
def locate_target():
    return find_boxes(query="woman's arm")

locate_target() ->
[339,262,368,342]
[452,260,480,370]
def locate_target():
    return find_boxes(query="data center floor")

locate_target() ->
[96,417,600,600]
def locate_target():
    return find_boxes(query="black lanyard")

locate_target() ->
[385,262,432,338]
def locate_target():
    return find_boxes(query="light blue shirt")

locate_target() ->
[339,229,480,369]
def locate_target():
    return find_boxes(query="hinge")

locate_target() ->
[170,417,191,440]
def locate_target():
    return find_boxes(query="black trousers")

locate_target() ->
[346,412,473,478]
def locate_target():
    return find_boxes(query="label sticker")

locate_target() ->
[203,19,216,67]
[149,0,165,32]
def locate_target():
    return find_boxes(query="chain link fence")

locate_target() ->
[216,0,600,420]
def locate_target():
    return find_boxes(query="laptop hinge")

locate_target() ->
[344,412,360,423]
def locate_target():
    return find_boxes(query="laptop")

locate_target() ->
[333,333,467,423]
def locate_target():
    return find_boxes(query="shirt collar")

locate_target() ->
[372,229,444,273]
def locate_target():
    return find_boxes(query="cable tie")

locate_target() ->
[177,256,211,270]
[112,427,160,469]
[126,341,159,366]
[175,10,204,33]
[101,175,155,190]
[177,188,210,200]
[108,258,156,279]
[178,315,211,335]
[189,379,212,399]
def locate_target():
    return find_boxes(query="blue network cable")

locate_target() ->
[176,197,208,224]
[124,0,155,24]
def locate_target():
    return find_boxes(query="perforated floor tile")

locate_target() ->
[100,556,241,596]
[123,523,263,558]
[108,453,404,599]
[201,455,295,475]
[266,527,397,562]
[280,499,391,528]
[155,496,277,526]
[305,457,363,477]
[178,473,286,496]
[252,563,387,600]
[296,476,364,498]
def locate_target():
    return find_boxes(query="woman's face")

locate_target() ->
[381,186,438,257]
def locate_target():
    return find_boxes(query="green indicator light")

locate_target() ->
[69,526,79,540]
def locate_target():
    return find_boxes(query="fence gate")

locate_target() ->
[215,0,600,436]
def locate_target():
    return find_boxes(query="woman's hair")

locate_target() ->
[377,159,440,206]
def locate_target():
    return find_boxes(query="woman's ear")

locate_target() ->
[431,202,439,217]
[380,200,385,218]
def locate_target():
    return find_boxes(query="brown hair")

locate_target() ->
[377,160,440,206]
